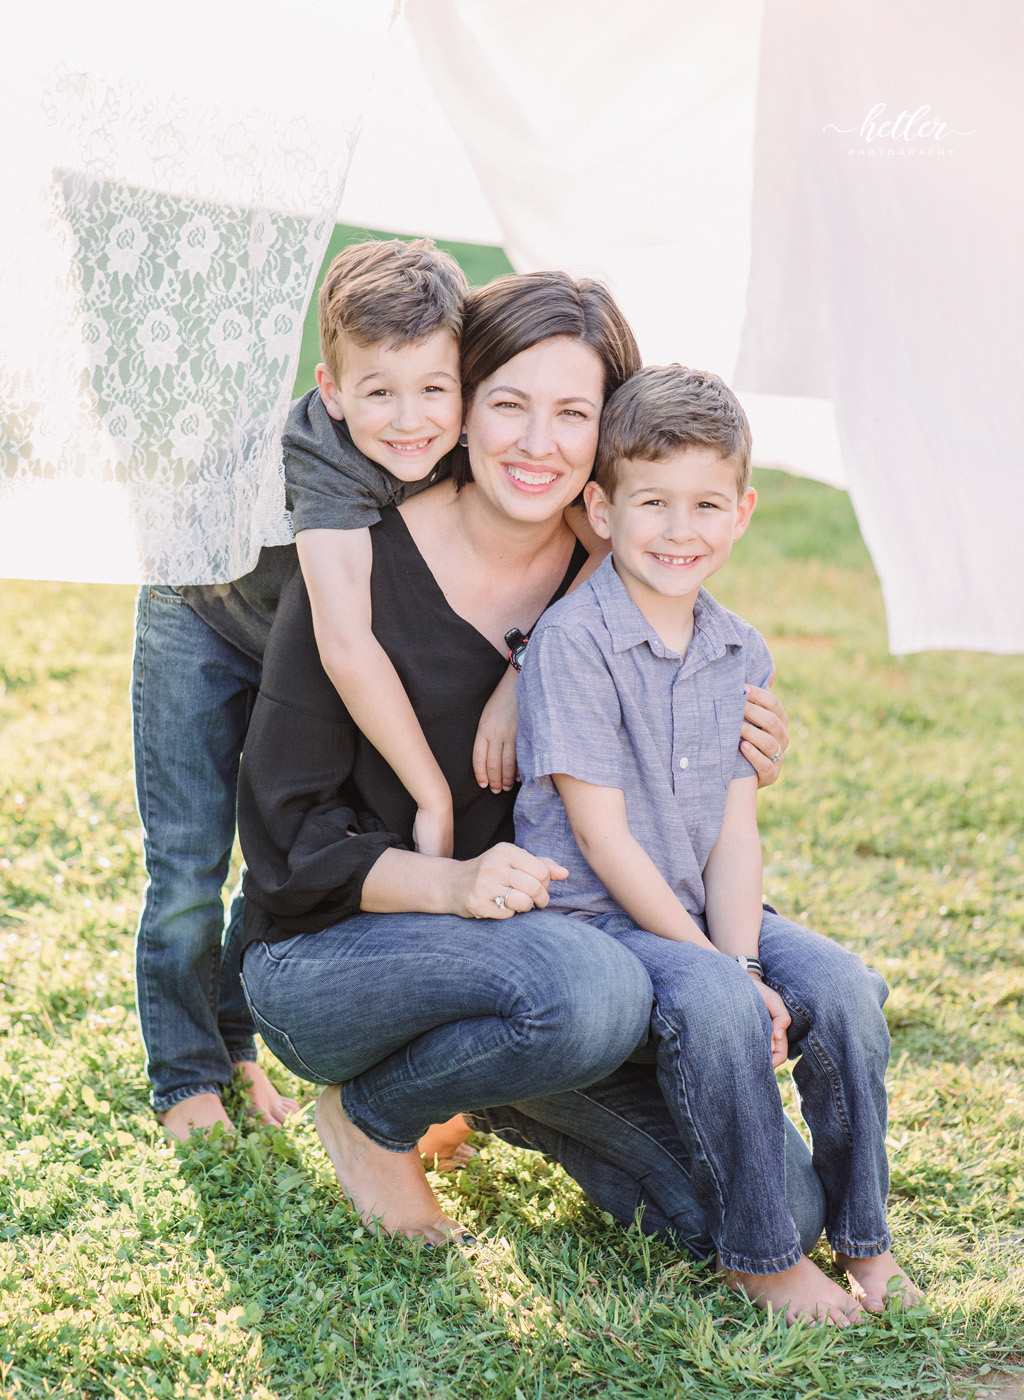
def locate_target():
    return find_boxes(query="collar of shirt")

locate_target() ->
[588,554,747,675]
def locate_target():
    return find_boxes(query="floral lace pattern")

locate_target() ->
[0,51,374,583]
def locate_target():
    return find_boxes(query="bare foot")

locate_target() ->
[721,1254,868,1327]
[315,1086,474,1245]
[233,1060,300,1128]
[418,1114,478,1173]
[833,1249,923,1312]
[157,1092,235,1143]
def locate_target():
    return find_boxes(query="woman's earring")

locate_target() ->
[458,432,468,447]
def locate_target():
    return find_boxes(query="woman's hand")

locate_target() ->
[740,683,790,788]
[450,842,568,920]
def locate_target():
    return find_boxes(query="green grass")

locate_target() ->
[2,470,1023,1398]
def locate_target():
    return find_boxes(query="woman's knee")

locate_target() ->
[513,914,653,1075]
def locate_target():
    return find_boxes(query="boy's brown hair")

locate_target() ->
[317,237,468,383]
[595,364,753,498]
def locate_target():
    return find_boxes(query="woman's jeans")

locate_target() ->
[240,910,654,1151]
[132,585,261,1112]
[588,908,892,1273]
[242,909,828,1260]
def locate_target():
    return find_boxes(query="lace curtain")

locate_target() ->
[0,0,395,584]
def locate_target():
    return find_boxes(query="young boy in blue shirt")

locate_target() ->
[514,365,920,1326]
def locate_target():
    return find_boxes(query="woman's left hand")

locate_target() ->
[740,684,790,789]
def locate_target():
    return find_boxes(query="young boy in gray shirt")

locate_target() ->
[514,365,919,1326]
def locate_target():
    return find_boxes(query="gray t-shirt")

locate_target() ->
[177,389,449,661]
[514,555,774,920]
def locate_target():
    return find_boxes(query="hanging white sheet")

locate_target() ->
[0,0,394,584]
[2,0,1020,652]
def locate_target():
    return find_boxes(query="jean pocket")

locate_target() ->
[148,585,186,606]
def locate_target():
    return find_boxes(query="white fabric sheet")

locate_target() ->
[1,1,1020,651]
[736,0,1024,652]
[0,0,394,584]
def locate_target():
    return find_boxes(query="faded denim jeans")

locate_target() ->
[467,1067,826,1259]
[241,907,833,1261]
[239,909,653,1150]
[132,585,261,1111]
[587,906,892,1273]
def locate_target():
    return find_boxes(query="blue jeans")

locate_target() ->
[589,908,891,1273]
[239,909,654,1151]
[132,585,262,1112]
[467,1068,826,1259]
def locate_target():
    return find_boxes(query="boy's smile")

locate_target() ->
[585,447,756,630]
[316,330,462,482]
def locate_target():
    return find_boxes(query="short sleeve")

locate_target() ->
[286,451,386,534]
[731,629,776,781]
[516,624,626,790]
[282,392,397,534]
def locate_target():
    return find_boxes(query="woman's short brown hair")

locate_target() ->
[450,271,641,487]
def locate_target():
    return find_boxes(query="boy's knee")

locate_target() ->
[797,954,890,1056]
[653,961,770,1053]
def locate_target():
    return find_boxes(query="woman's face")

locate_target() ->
[463,337,605,523]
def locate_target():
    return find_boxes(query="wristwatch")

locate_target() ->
[733,955,764,980]
[504,627,530,672]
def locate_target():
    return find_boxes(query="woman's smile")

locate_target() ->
[503,463,562,491]
[463,336,605,517]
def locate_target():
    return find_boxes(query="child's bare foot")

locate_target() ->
[418,1114,478,1173]
[233,1060,300,1128]
[833,1249,922,1312]
[315,1086,474,1245]
[157,1092,235,1142]
[721,1254,868,1327]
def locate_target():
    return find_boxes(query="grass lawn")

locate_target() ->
[1,471,1023,1399]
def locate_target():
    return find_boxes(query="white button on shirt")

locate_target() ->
[678,756,689,769]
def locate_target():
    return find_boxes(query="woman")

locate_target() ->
[236,271,806,1248]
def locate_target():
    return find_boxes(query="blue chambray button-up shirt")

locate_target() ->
[514,555,773,920]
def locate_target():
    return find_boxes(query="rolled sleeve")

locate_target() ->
[285,452,384,534]
[731,631,776,780]
[516,625,625,790]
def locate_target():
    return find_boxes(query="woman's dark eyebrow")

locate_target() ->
[487,385,599,409]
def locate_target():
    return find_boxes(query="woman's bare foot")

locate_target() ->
[233,1061,300,1128]
[315,1086,474,1245]
[157,1092,235,1143]
[721,1254,868,1327]
[833,1249,922,1312]
[418,1114,478,1173]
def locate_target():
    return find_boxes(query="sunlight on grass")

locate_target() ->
[1,470,1023,1397]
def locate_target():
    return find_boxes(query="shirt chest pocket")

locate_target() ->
[713,692,748,786]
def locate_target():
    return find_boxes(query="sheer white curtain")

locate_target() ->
[0,0,394,584]
[3,1,1021,651]
[735,0,1024,653]
[352,0,1024,652]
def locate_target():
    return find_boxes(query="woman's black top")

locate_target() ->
[237,506,587,945]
